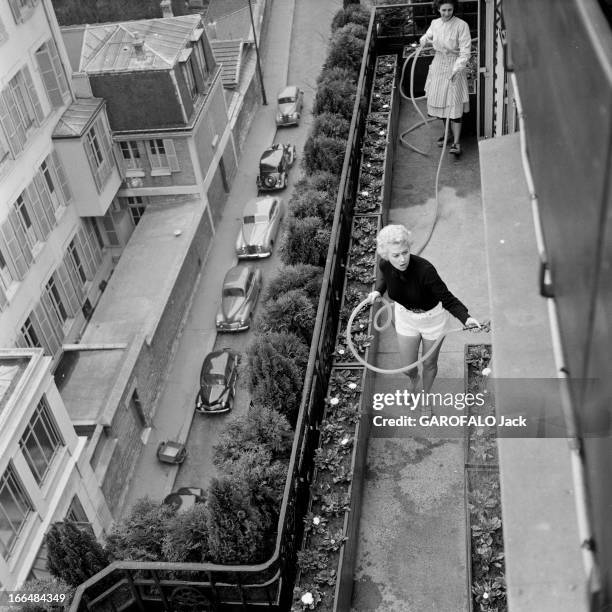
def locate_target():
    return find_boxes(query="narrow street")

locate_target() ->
[121,0,342,513]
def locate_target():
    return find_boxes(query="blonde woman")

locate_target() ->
[368,225,480,392]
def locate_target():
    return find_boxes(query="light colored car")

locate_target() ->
[236,196,284,259]
[215,265,262,332]
[276,85,304,126]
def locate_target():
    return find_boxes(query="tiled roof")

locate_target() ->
[205,0,248,21]
[206,5,251,40]
[78,15,202,73]
[52,98,105,138]
[210,39,244,88]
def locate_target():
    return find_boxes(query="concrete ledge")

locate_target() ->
[479,133,588,611]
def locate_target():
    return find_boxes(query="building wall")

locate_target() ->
[0,349,111,588]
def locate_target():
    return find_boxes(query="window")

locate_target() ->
[0,463,33,558]
[40,160,60,211]
[35,40,69,109]
[126,197,146,226]
[13,195,38,249]
[66,496,92,533]
[44,276,67,323]
[84,117,113,191]
[148,139,167,168]
[146,138,180,174]
[181,58,197,98]
[19,396,63,485]
[0,128,9,167]
[119,141,142,170]
[0,249,13,292]
[7,0,40,24]
[193,40,209,81]
[68,240,86,284]
[8,69,41,132]
[20,317,40,348]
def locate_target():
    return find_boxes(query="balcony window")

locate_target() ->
[13,195,38,250]
[44,276,68,323]
[119,141,142,170]
[68,240,86,285]
[40,160,60,212]
[20,316,40,348]
[0,463,33,558]
[146,139,180,175]
[84,117,113,192]
[19,396,63,486]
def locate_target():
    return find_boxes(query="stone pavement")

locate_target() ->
[351,102,490,611]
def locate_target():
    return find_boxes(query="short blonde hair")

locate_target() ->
[376,224,412,260]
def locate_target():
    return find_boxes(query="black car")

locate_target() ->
[195,348,240,414]
[256,143,296,191]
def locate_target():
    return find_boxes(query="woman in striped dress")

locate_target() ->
[419,0,472,156]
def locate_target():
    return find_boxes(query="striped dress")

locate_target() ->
[421,16,472,119]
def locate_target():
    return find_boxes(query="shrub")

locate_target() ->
[288,188,335,226]
[303,135,347,176]
[317,65,358,86]
[46,521,109,588]
[256,289,316,345]
[105,498,175,561]
[293,171,340,200]
[311,112,351,141]
[279,216,331,267]
[325,27,366,73]
[213,404,293,469]
[313,78,357,120]
[206,477,269,564]
[162,503,210,562]
[339,22,368,40]
[263,264,323,305]
[343,0,361,8]
[332,4,371,32]
[8,577,74,611]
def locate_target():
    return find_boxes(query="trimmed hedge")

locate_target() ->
[332,4,371,32]
[279,216,331,267]
[303,134,347,176]
[162,503,210,563]
[289,188,336,226]
[263,264,324,306]
[311,112,351,141]
[313,78,358,120]
[293,171,341,199]
[324,25,366,73]
[256,289,316,345]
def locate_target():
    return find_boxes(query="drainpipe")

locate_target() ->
[509,71,598,595]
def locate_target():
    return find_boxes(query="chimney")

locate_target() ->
[131,33,145,58]
[160,0,173,18]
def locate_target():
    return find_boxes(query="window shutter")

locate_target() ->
[4,209,33,275]
[0,226,25,280]
[55,263,79,316]
[33,301,61,355]
[49,150,72,203]
[84,220,103,265]
[163,139,180,172]
[14,332,28,349]
[63,252,84,300]
[35,44,63,108]
[24,183,51,240]
[75,228,95,279]
[0,285,7,311]
[145,140,158,169]
[113,144,127,178]
[47,39,69,101]
[21,66,45,125]
[0,90,25,154]
[33,172,56,226]
[40,288,63,331]
[7,0,22,23]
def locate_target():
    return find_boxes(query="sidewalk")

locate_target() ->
[351,103,490,611]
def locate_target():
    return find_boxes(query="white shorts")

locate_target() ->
[394,302,450,340]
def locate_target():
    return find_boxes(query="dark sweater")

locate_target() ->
[375,255,470,323]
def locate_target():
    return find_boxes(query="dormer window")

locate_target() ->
[180,53,198,99]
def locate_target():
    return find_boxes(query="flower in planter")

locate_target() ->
[313,516,322,526]
[482,367,492,377]
[348,382,357,390]
[336,349,345,356]
[339,436,350,446]
[301,592,314,606]
[329,397,340,406]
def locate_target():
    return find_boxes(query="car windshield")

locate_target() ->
[223,287,245,297]
[203,373,226,384]
[243,214,268,224]
[278,96,295,104]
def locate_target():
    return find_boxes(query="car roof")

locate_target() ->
[278,85,298,99]
[223,265,251,290]
[243,196,276,217]
[202,349,233,375]
[260,145,284,167]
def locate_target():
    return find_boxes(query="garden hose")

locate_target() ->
[346,296,490,375]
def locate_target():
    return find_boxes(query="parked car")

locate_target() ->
[235,196,284,259]
[156,440,187,464]
[215,266,262,332]
[256,144,296,191]
[195,348,240,414]
[163,487,205,511]
[276,85,304,126]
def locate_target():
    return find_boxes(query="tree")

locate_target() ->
[313,78,357,120]
[206,477,269,564]
[213,404,293,469]
[256,289,316,345]
[105,498,175,562]
[303,135,347,176]
[325,26,366,73]
[162,503,210,562]
[288,188,336,226]
[8,577,74,611]
[333,4,371,31]
[263,264,323,306]
[312,112,351,142]
[279,216,331,267]
[46,521,109,588]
